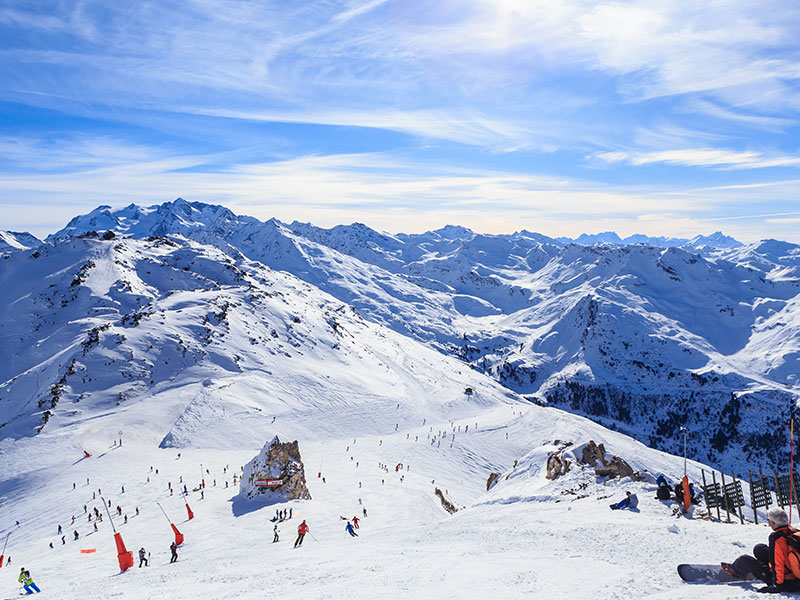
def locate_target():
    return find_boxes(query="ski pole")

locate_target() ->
[309,533,320,544]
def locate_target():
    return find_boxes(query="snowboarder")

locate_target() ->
[170,541,178,563]
[295,520,309,548]
[345,521,358,537]
[721,507,800,593]
[273,525,279,543]
[139,547,148,567]
[609,491,639,510]
[18,568,40,594]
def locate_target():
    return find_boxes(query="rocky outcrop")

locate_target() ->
[579,439,641,481]
[546,441,574,480]
[435,488,458,514]
[486,472,501,491]
[239,436,311,501]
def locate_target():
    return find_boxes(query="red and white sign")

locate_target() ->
[255,479,283,487]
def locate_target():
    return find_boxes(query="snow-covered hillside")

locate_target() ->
[36,199,800,471]
[1,201,797,599]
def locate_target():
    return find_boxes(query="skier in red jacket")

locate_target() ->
[295,520,309,548]
[352,516,360,529]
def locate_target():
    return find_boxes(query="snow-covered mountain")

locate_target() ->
[2,199,799,599]
[0,230,41,254]
[12,199,800,472]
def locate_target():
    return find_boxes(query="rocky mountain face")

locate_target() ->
[5,198,800,472]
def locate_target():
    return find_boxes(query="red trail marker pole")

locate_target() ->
[157,502,184,546]
[102,495,133,571]
[184,494,194,520]
[791,419,795,526]
[0,532,10,568]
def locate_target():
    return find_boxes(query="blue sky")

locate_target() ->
[1,0,800,241]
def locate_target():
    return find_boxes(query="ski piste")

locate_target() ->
[677,564,755,583]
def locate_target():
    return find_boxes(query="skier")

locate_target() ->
[295,520,309,548]
[57,524,62,535]
[352,516,360,529]
[345,521,358,537]
[289,508,293,519]
[170,541,178,563]
[609,491,639,510]
[49,542,53,549]
[93,522,97,532]
[18,568,40,594]
[73,530,79,540]
[61,536,65,545]
[273,524,279,543]
[722,507,800,593]
[139,547,148,567]
[363,508,367,518]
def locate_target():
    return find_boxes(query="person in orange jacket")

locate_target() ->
[722,507,800,593]
[294,520,309,548]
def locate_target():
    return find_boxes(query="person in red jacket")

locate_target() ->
[294,520,309,548]
[722,507,800,593]
[352,516,360,529]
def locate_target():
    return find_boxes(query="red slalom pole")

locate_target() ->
[791,419,795,526]
[0,532,10,568]
[102,496,133,571]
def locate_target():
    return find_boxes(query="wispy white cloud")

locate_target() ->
[596,148,800,170]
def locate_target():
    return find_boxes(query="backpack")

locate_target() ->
[780,530,800,579]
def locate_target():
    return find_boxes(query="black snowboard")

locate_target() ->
[677,564,754,583]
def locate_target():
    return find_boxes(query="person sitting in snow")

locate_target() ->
[722,507,800,593]
[655,477,672,501]
[609,491,638,510]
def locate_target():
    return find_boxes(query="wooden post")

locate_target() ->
[721,472,731,523]
[794,472,800,525]
[733,472,745,524]
[759,468,770,509]
[774,468,785,510]
[712,470,722,521]
[749,470,758,525]
[702,470,711,521]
